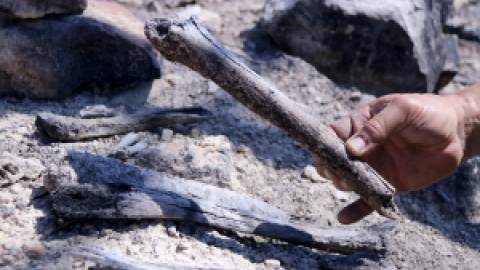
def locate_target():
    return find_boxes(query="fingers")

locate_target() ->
[337,199,374,224]
[345,97,409,156]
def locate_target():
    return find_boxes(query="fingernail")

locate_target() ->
[346,137,366,154]
[339,180,351,191]
[323,169,331,180]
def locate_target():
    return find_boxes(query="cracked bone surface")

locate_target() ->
[35,106,214,141]
[144,16,400,220]
[50,153,398,254]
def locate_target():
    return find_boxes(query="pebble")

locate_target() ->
[0,207,14,217]
[207,81,220,94]
[0,193,13,204]
[161,129,174,141]
[350,91,362,101]
[265,259,281,268]
[177,242,191,251]
[25,246,47,259]
[236,144,250,153]
[303,165,328,183]
[9,183,23,194]
[147,1,162,12]
[8,247,21,256]
[333,189,350,202]
[0,255,14,266]
[168,226,179,238]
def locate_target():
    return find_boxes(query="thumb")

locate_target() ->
[346,98,408,156]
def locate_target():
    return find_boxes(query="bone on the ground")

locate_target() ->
[51,153,397,254]
[144,17,400,220]
[79,105,121,118]
[70,246,235,270]
[35,106,214,141]
[71,246,397,270]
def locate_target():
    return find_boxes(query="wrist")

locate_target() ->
[452,84,480,162]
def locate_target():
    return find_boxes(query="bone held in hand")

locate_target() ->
[145,16,401,220]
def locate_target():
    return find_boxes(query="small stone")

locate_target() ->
[0,255,14,266]
[8,247,21,256]
[163,74,183,86]
[111,150,129,161]
[333,189,350,202]
[161,129,174,141]
[25,246,47,259]
[9,183,22,194]
[264,159,275,167]
[189,127,201,138]
[350,91,362,101]
[207,81,220,94]
[303,165,327,183]
[0,207,14,217]
[72,259,84,268]
[126,245,139,255]
[168,226,179,238]
[236,145,250,153]
[0,193,13,204]
[265,259,281,268]
[203,136,231,151]
[279,256,292,266]
[147,1,161,12]
[177,242,190,251]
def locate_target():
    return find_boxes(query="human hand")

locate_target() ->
[316,91,480,224]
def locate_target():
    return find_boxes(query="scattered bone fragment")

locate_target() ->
[51,153,398,254]
[70,246,234,270]
[126,141,149,153]
[36,106,215,141]
[79,105,121,119]
[115,133,142,150]
[0,153,45,184]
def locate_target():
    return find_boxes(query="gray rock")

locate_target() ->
[0,0,162,99]
[0,0,87,19]
[0,153,45,184]
[43,164,78,193]
[261,0,458,94]
[445,0,480,42]
[136,141,236,188]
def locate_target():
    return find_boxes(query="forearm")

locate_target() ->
[453,84,480,161]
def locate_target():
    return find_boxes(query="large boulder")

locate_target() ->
[0,0,87,19]
[0,0,162,99]
[260,0,459,94]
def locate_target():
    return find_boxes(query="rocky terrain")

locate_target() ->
[0,0,480,269]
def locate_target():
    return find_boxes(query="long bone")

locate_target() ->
[144,17,400,220]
